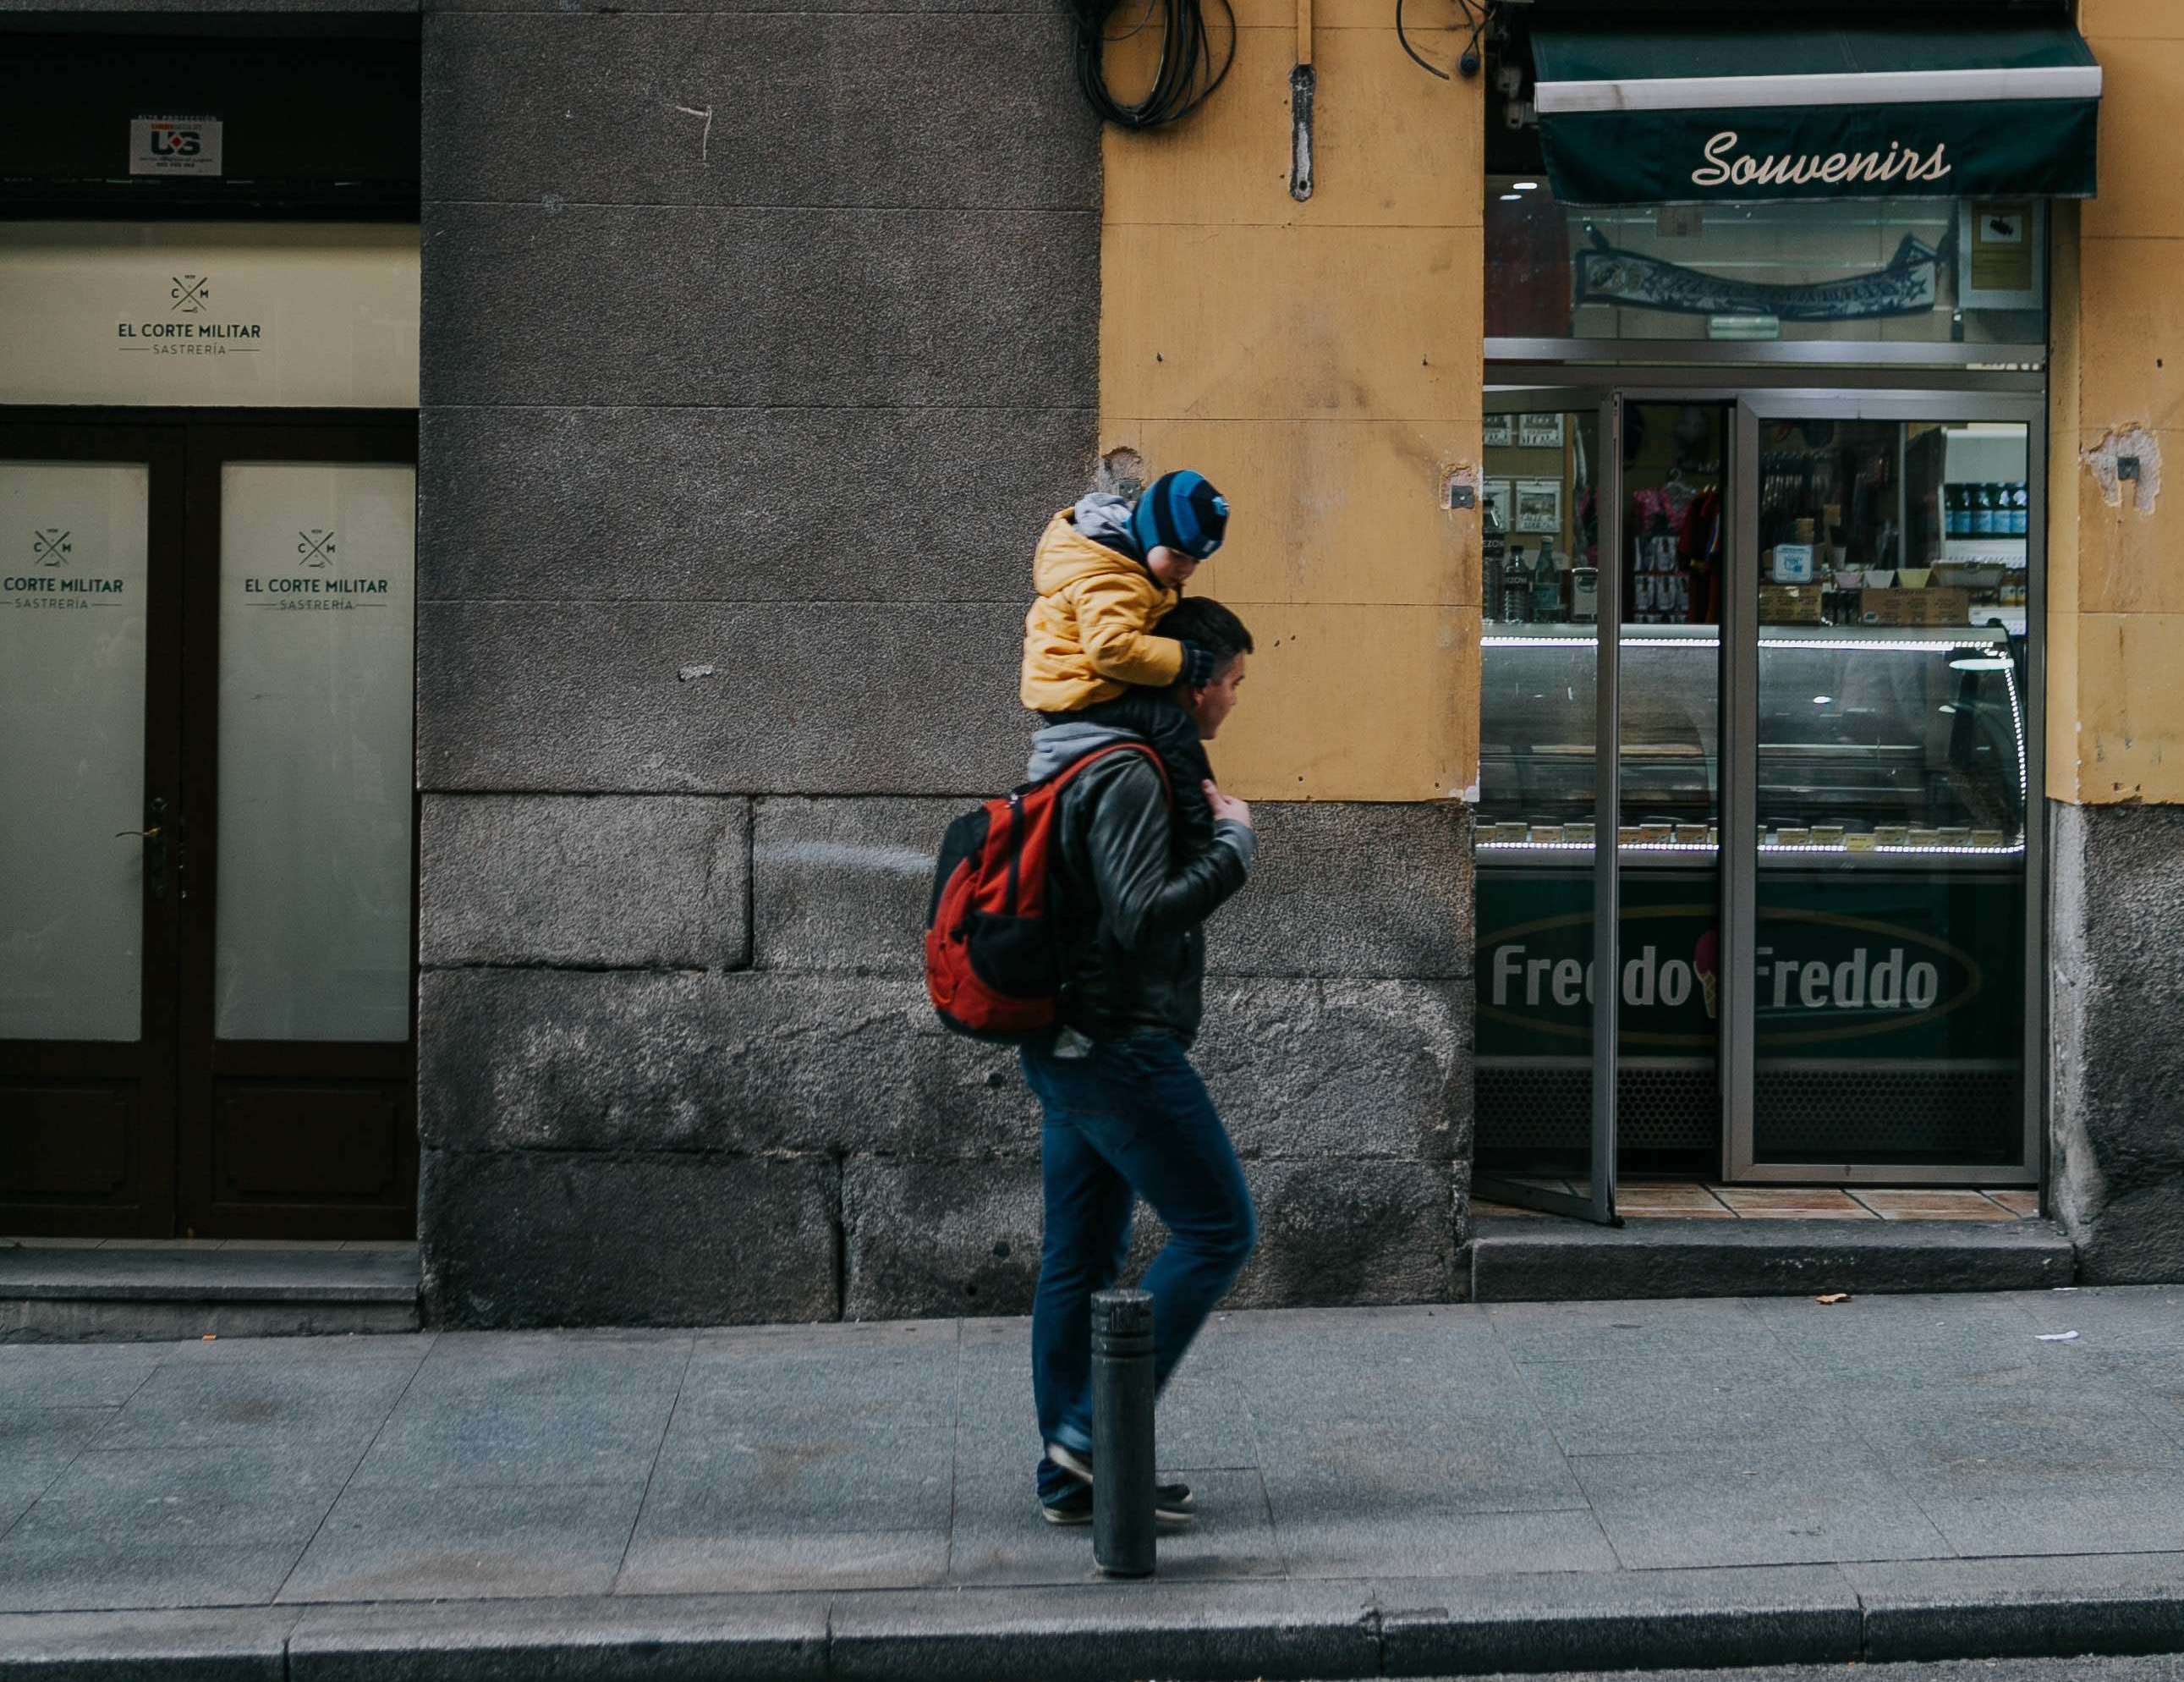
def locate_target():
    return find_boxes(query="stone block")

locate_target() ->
[826,1581,1381,1682]
[1847,1552,2184,1663]
[418,970,1035,1159]
[1211,803,1472,979]
[1196,978,1470,1163]
[288,1595,830,1679]
[1131,1158,1458,1311]
[0,1609,293,1680]
[842,1159,1044,1321]
[414,600,1029,794]
[845,1155,1453,1322]
[419,794,749,969]
[753,798,962,975]
[423,14,1095,212]
[418,204,1098,409]
[418,1150,838,1328]
[1378,1565,1861,1677]
[2050,801,2184,1283]
[416,406,1089,605]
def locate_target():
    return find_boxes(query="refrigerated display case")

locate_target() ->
[1475,623,2028,1169]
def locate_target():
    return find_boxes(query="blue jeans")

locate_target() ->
[1020,1031,1257,1498]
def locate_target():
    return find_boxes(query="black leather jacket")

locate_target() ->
[1038,726,1255,1046]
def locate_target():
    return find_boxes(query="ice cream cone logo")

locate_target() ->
[1694,927,1720,1020]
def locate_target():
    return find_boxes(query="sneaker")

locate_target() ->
[1041,1445,1194,1522]
[1045,1441,1096,1485]
[1038,1481,1196,1527]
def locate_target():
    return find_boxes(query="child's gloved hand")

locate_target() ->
[1177,641,1217,690]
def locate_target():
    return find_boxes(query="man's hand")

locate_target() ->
[1203,780,1251,830]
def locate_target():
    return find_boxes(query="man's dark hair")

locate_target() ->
[1161,597,1254,683]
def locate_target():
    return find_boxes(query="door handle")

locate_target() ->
[118,798,171,900]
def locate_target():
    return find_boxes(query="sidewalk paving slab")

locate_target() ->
[3,1295,2184,1679]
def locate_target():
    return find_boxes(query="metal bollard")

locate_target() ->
[1090,1288,1156,1578]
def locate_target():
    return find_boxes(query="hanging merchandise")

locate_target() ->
[1573,228,1943,322]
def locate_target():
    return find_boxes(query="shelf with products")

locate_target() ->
[1755,422,2033,628]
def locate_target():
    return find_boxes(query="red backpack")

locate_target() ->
[924,743,1170,1042]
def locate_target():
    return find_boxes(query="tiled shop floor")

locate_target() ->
[1474,1184,2038,1220]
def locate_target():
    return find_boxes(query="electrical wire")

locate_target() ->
[1067,0,1237,129]
[1398,0,1488,82]
[1397,0,1451,80]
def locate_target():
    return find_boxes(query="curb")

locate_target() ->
[1468,1217,2077,1303]
[3,1557,2182,1680]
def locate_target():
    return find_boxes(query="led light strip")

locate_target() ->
[1475,840,2028,857]
[1484,637,2007,654]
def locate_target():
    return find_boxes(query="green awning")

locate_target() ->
[1534,24,2101,206]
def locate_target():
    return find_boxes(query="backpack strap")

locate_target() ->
[1040,740,1174,807]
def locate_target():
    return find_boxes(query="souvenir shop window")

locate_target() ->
[1486,182,2049,348]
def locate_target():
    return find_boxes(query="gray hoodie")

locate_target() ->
[1027,721,1255,870]
[1069,492,1141,560]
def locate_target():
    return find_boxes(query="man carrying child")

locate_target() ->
[1013,470,1261,1528]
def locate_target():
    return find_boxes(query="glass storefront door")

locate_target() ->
[1473,396,1618,1221]
[1,429,182,1229]
[1475,384,2042,1201]
[1730,395,2039,1179]
[0,417,420,1239]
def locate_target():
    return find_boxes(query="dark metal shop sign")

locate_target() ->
[1530,23,2102,206]
[1542,104,2099,206]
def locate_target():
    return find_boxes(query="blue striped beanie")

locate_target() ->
[1128,470,1229,562]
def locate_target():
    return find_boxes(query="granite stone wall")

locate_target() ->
[416,799,1473,1326]
[413,0,1473,1327]
[2050,802,2184,1283]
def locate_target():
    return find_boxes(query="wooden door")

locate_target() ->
[174,420,418,1238]
[0,422,185,1234]
[1,413,418,1239]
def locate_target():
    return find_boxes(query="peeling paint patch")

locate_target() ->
[678,663,715,682]
[1093,446,1146,500]
[2082,425,2162,514]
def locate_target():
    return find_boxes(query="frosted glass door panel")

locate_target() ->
[1,463,150,1040]
[216,463,414,1042]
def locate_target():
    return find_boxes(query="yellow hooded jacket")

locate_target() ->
[1019,508,1183,712]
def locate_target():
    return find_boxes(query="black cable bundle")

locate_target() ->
[1067,0,1236,129]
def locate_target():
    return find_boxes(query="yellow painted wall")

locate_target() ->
[1098,0,1484,801]
[2052,0,2184,801]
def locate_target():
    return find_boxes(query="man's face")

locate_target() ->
[1184,653,1247,740]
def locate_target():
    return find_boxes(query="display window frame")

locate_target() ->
[1473,367,2046,1219]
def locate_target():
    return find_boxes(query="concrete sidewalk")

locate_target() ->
[4,1287,2184,1679]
